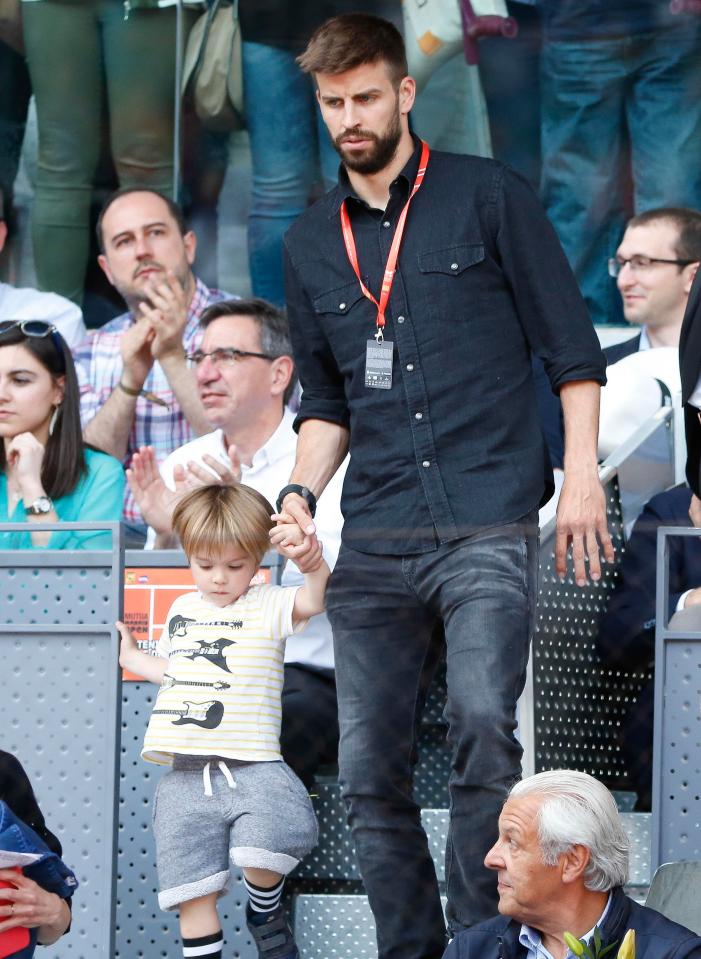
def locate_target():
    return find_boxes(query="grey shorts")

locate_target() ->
[152,755,318,911]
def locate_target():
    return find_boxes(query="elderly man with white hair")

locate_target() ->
[444,770,701,959]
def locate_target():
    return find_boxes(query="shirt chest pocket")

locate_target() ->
[417,242,487,329]
[312,281,369,367]
[418,242,485,277]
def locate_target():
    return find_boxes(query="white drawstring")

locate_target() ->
[202,760,237,797]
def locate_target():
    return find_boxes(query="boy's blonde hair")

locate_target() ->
[172,484,273,564]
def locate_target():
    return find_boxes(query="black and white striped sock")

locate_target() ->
[182,929,223,958]
[244,875,285,922]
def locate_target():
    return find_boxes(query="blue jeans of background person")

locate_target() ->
[242,41,339,306]
[540,22,701,326]
[326,515,539,959]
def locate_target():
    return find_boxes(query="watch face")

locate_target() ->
[28,496,52,515]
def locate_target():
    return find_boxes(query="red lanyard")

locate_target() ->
[339,140,430,339]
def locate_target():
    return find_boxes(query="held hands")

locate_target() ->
[555,468,615,586]
[0,868,67,937]
[270,493,323,573]
[6,433,46,497]
[137,271,189,362]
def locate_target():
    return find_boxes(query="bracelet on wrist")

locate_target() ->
[276,484,317,518]
[118,381,169,408]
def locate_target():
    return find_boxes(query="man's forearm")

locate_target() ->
[289,419,349,498]
[83,387,138,461]
[560,380,601,472]
[159,354,210,436]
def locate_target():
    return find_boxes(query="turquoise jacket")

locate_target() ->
[0,447,125,550]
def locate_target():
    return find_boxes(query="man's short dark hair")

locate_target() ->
[199,298,299,407]
[297,13,408,88]
[0,185,5,222]
[96,187,187,253]
[627,207,701,264]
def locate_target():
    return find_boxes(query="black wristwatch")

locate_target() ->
[276,484,317,518]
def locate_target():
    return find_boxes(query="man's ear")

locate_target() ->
[398,75,416,116]
[560,844,590,886]
[270,355,294,400]
[684,261,699,295]
[183,230,197,267]
[0,220,7,254]
[98,253,114,285]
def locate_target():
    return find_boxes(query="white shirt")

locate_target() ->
[519,894,612,959]
[0,282,86,348]
[153,408,346,672]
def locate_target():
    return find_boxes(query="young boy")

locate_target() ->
[117,483,329,959]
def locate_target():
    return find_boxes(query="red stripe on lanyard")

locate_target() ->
[339,140,430,334]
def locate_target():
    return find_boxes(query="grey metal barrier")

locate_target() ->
[0,521,123,959]
[652,526,701,873]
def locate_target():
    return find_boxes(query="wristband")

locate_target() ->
[276,484,317,518]
[118,381,169,408]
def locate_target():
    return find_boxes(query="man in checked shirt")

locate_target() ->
[73,188,231,545]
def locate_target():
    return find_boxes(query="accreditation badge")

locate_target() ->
[365,338,394,389]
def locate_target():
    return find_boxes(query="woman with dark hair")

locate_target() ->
[0,320,124,549]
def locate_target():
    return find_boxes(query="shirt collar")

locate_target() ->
[241,408,297,476]
[518,894,612,959]
[328,133,423,218]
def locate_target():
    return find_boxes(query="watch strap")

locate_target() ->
[24,496,53,516]
[276,484,317,518]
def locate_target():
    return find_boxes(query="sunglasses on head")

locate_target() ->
[0,319,58,338]
[0,320,66,371]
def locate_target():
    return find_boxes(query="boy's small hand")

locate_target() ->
[116,620,137,669]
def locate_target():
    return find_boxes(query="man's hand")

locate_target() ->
[120,317,155,389]
[271,493,321,573]
[555,469,615,585]
[127,446,179,536]
[179,446,242,487]
[139,271,189,362]
[690,494,701,528]
[683,587,701,608]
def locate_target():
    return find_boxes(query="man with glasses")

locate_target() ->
[127,297,345,792]
[73,188,231,544]
[0,186,86,347]
[607,207,701,362]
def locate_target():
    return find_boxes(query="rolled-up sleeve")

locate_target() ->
[494,166,607,394]
[283,244,350,433]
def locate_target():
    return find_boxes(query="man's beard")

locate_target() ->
[334,109,402,175]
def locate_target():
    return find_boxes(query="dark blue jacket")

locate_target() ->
[443,887,701,958]
[596,485,701,671]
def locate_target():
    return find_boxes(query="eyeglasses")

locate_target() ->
[0,319,58,337]
[186,347,275,368]
[607,255,695,277]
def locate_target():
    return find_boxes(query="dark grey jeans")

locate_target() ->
[326,513,539,959]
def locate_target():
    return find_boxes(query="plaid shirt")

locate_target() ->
[74,279,228,524]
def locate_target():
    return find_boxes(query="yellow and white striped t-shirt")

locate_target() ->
[142,585,301,765]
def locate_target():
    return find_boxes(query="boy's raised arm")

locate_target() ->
[292,559,331,623]
[116,620,168,684]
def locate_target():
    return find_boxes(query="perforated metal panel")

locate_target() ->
[294,894,447,959]
[652,529,701,871]
[0,524,123,958]
[533,479,652,782]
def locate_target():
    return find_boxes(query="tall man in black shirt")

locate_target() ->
[275,15,613,959]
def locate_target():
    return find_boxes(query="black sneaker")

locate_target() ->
[246,904,300,959]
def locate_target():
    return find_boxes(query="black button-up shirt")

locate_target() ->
[284,137,606,555]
